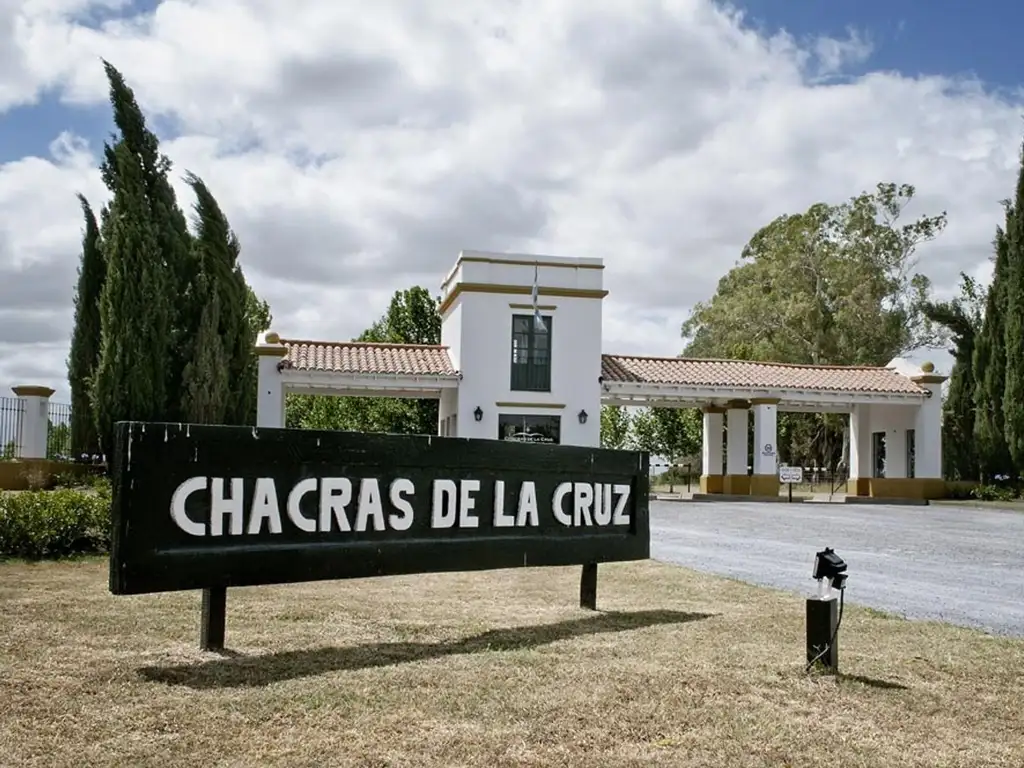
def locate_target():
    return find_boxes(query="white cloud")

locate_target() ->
[0,0,1022,404]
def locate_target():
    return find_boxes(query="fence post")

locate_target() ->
[12,386,54,459]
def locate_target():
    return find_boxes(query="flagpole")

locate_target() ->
[532,262,545,332]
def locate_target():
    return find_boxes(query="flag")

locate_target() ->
[532,263,546,332]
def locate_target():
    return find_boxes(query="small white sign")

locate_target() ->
[779,465,803,484]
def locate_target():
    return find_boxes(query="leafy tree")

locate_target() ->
[67,195,105,458]
[922,273,985,479]
[682,183,947,365]
[1002,142,1024,472]
[974,222,1013,479]
[600,405,633,449]
[286,287,441,435]
[681,182,948,472]
[631,408,701,463]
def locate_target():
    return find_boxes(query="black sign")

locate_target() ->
[109,422,649,595]
[498,413,561,444]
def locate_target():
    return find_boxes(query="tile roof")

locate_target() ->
[600,355,927,395]
[281,339,458,376]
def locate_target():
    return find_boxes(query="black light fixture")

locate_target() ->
[806,547,848,675]
[578,409,588,424]
[812,547,848,594]
[473,406,483,422]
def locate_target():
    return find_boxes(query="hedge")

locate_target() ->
[0,483,111,560]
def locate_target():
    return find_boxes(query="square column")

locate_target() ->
[724,401,749,495]
[700,406,724,493]
[751,398,780,496]
[912,370,946,495]
[847,405,872,496]
[256,332,288,428]
[11,385,54,459]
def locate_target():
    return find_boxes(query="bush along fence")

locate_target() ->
[0,477,112,559]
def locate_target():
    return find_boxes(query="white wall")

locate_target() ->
[865,404,918,479]
[441,251,604,447]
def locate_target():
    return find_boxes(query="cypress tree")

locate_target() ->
[180,271,230,423]
[183,172,266,424]
[91,141,171,456]
[67,195,105,459]
[1003,142,1024,473]
[91,62,190,454]
[98,60,195,421]
[973,222,1013,479]
[923,275,983,479]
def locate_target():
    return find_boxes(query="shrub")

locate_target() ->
[0,484,111,560]
[971,484,1018,502]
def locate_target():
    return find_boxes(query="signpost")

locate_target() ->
[779,465,803,503]
[109,421,650,651]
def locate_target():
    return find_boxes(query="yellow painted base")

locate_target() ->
[845,478,947,500]
[700,474,724,494]
[723,474,750,495]
[749,474,780,497]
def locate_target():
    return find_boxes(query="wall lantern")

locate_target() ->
[578,409,588,425]
[473,406,483,422]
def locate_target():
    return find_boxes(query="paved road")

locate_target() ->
[650,501,1024,637]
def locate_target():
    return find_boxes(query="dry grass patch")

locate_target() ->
[1,558,1022,767]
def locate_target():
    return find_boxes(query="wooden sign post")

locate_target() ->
[108,422,650,651]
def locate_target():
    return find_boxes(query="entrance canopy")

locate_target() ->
[265,335,930,411]
[600,355,930,412]
[273,338,459,399]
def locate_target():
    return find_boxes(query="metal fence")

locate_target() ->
[47,401,73,461]
[0,397,74,460]
[1,397,23,459]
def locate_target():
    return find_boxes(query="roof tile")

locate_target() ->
[600,355,926,395]
[282,340,457,376]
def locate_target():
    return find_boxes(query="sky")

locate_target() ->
[1,0,1023,404]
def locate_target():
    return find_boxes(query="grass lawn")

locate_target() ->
[2,559,1023,767]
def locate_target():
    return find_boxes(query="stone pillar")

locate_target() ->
[750,398,780,497]
[12,385,54,460]
[847,404,872,496]
[724,400,750,495]
[912,366,946,497]
[700,406,725,494]
[256,332,288,428]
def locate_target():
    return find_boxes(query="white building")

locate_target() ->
[248,250,946,500]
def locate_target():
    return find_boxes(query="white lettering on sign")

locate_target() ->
[516,481,539,527]
[320,477,352,532]
[552,482,632,527]
[170,476,206,537]
[167,476,634,536]
[389,479,415,531]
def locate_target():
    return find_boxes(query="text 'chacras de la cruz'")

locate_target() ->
[168,476,633,537]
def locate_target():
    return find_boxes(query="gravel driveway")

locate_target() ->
[649,500,1024,637]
